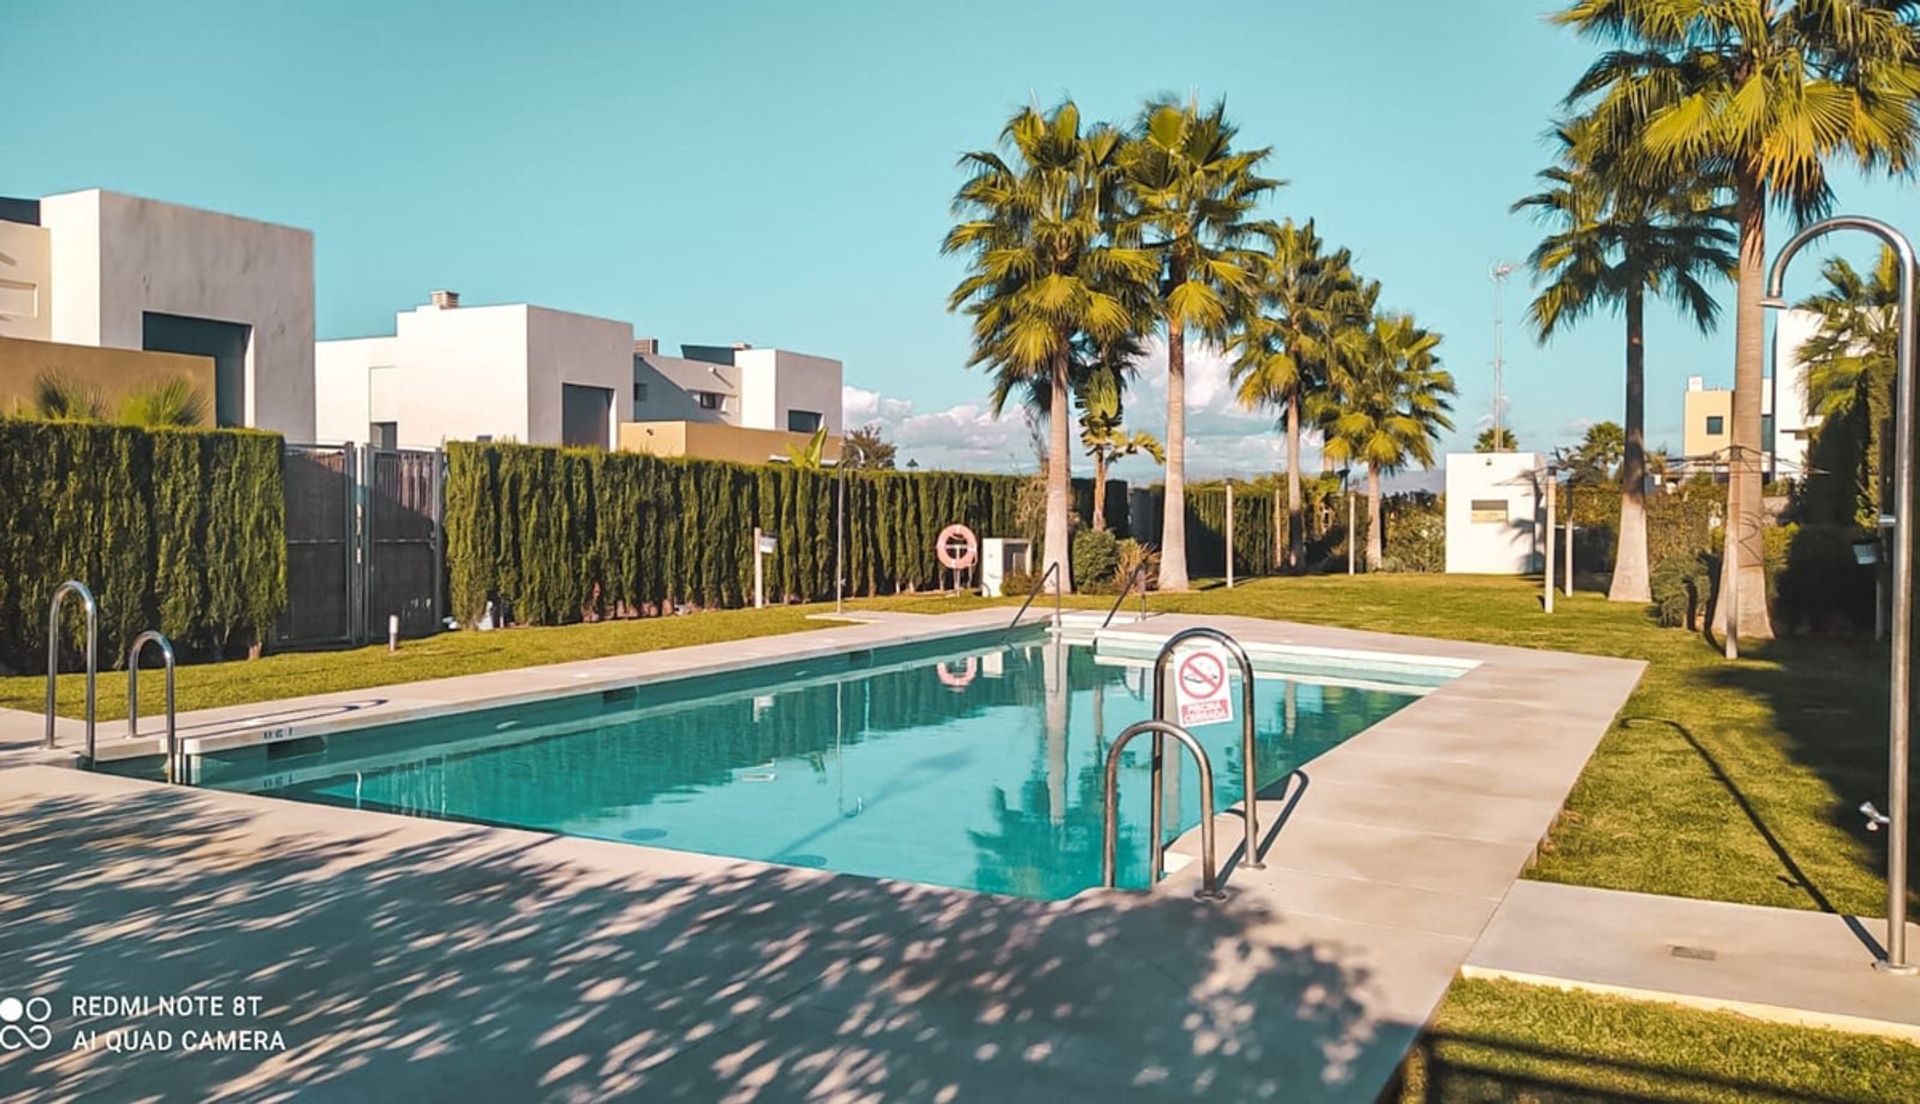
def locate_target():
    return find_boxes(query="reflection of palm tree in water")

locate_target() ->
[1042,638,1071,824]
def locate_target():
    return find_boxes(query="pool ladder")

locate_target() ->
[1098,628,1265,900]
[46,580,181,779]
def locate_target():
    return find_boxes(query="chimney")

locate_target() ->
[430,289,460,310]
[634,337,659,355]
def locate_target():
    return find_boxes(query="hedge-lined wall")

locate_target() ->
[0,419,286,672]
[1182,482,1277,577]
[446,442,1106,625]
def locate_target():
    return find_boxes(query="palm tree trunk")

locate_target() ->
[1092,453,1108,532]
[1714,175,1774,641]
[1286,391,1303,573]
[1160,261,1191,591]
[1047,347,1075,594]
[1366,464,1383,571]
[1610,288,1651,602]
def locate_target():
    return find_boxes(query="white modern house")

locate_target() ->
[315,292,635,450]
[316,294,844,460]
[625,341,843,462]
[0,188,316,437]
[1444,451,1544,574]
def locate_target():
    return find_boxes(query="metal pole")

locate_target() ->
[835,464,845,617]
[1347,491,1356,575]
[1492,262,1515,452]
[1564,484,1575,598]
[1724,464,1740,661]
[1765,215,1916,975]
[1544,469,1556,614]
[1225,481,1236,589]
[753,525,766,609]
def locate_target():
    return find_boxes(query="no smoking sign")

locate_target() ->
[1174,645,1234,727]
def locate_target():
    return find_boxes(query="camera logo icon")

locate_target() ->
[0,996,52,1051]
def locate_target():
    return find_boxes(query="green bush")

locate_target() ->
[1381,493,1444,573]
[0,418,285,672]
[1071,529,1120,594]
[1776,524,1876,634]
[1649,554,1710,629]
[446,443,1114,626]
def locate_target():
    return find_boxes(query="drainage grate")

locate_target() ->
[1669,944,1718,962]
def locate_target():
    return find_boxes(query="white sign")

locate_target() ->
[757,535,777,555]
[1174,645,1234,728]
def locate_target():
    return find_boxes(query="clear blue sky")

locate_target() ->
[7,1,1917,475]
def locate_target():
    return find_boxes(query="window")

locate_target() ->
[633,382,650,404]
[694,391,723,411]
[1469,499,1508,524]
[787,409,823,433]
[561,384,613,449]
[370,422,398,450]
[1705,415,1725,436]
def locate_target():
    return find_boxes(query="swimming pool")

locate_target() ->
[179,629,1426,900]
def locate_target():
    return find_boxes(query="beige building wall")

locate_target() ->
[0,220,51,340]
[620,420,843,465]
[0,335,215,423]
[1683,385,1732,461]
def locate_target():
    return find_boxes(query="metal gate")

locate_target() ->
[274,443,444,649]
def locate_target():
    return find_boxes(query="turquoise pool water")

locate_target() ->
[191,631,1421,900]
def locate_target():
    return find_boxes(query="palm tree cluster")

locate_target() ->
[946,97,1454,589]
[1537,0,1920,636]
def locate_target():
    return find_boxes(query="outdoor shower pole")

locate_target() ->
[835,460,845,617]
[1225,480,1236,589]
[1766,215,1917,976]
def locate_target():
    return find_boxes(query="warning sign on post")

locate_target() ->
[1174,645,1234,727]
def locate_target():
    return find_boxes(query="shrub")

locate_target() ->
[1649,554,1710,630]
[1776,523,1876,634]
[1071,529,1120,594]
[1115,538,1159,591]
[0,418,285,671]
[1381,495,1445,573]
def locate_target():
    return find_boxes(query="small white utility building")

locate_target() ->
[316,291,634,450]
[1444,451,1544,574]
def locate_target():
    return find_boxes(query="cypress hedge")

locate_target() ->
[446,442,1107,626]
[0,418,286,673]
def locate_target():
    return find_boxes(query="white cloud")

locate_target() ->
[843,337,1340,479]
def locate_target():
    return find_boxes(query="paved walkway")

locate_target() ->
[0,612,1643,1101]
[1465,881,1920,1041]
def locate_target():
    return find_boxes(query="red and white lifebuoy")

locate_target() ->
[935,524,979,571]
[936,655,978,691]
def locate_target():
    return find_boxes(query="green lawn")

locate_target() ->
[1401,978,1920,1103]
[7,604,830,721]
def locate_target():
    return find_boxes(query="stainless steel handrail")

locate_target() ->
[1101,565,1150,630]
[45,580,98,759]
[1102,719,1225,900]
[127,631,180,783]
[1007,561,1062,631]
[1151,628,1263,874]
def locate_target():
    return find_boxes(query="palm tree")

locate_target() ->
[1321,313,1454,570]
[30,372,104,421]
[1227,219,1358,572]
[1513,122,1735,603]
[1119,96,1280,591]
[117,376,209,427]
[1474,427,1519,453]
[1077,341,1163,531]
[1797,246,1902,525]
[945,101,1157,592]
[1556,0,1920,639]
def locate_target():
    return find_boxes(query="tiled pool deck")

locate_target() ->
[0,610,1642,1102]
